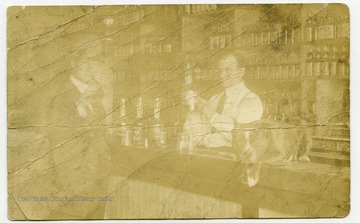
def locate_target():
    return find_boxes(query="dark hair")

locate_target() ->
[214,48,249,68]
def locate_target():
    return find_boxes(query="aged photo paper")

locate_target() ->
[7,4,350,220]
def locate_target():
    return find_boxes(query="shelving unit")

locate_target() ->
[97,4,349,160]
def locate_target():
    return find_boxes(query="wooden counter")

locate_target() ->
[102,143,350,218]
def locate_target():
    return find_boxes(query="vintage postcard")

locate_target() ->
[7,4,350,220]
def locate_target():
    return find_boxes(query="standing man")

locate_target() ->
[184,50,264,187]
[46,56,113,218]
[191,51,263,148]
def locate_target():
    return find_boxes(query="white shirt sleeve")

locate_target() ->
[235,94,263,124]
[210,93,263,132]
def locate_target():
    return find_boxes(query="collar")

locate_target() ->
[70,75,88,94]
[225,81,244,97]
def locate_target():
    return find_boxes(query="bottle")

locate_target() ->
[336,16,350,38]
[133,97,145,148]
[209,36,215,49]
[313,47,321,76]
[184,64,197,112]
[290,28,295,44]
[339,47,348,76]
[151,98,167,148]
[322,46,330,76]
[213,36,220,49]
[271,29,277,44]
[178,64,198,153]
[282,65,289,79]
[119,98,132,147]
[144,118,150,150]
[313,17,319,41]
[185,4,191,14]
[288,64,294,78]
[219,35,226,49]
[284,29,288,44]
[281,113,286,122]
[344,50,349,77]
[330,47,338,76]
[168,100,179,145]
[226,34,232,47]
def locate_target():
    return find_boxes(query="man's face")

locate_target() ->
[72,62,102,94]
[218,55,244,88]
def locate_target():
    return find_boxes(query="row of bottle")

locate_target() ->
[119,42,174,57]
[304,16,349,41]
[237,27,301,47]
[207,20,233,35]
[140,70,171,83]
[246,64,301,80]
[117,95,198,150]
[120,44,139,57]
[260,90,302,122]
[116,97,173,149]
[120,9,146,26]
[305,46,349,77]
[116,68,222,85]
[178,70,198,153]
[184,4,217,15]
[248,52,299,66]
[209,34,233,49]
[144,36,173,54]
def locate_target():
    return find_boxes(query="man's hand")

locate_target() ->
[196,97,216,119]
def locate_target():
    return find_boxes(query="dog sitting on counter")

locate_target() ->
[232,119,311,187]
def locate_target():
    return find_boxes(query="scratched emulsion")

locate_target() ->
[7,5,350,220]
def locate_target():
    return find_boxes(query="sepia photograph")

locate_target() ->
[6,3,351,220]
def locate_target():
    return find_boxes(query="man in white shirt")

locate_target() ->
[182,51,264,187]
[193,52,264,148]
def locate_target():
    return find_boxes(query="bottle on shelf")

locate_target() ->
[304,17,314,42]
[150,98,168,148]
[168,100,180,145]
[144,118,150,150]
[263,28,271,45]
[269,65,275,79]
[306,48,314,76]
[321,46,330,76]
[288,64,295,78]
[119,98,132,147]
[275,65,281,79]
[281,113,286,122]
[163,43,172,53]
[339,46,349,76]
[295,27,301,44]
[336,16,350,38]
[177,64,198,153]
[184,64,197,112]
[329,46,338,76]
[255,29,263,46]
[313,46,321,76]
[219,35,226,49]
[225,34,232,47]
[133,97,145,148]
[281,65,289,79]
[284,29,289,45]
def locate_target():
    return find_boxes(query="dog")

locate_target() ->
[232,119,311,187]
